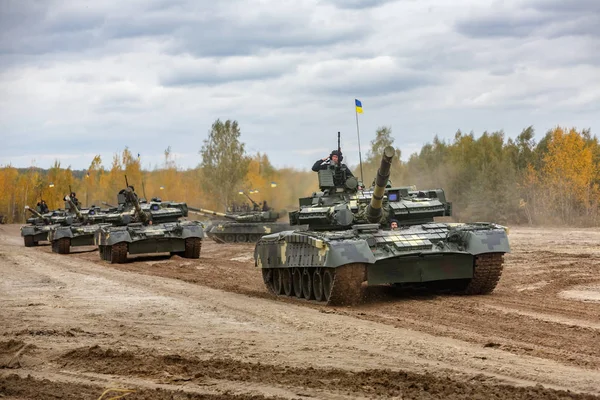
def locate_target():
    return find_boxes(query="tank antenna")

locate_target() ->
[141,179,147,201]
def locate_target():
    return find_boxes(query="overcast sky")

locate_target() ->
[1,0,598,171]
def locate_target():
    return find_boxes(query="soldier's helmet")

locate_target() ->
[330,149,343,162]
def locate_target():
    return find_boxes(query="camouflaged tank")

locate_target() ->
[188,206,294,243]
[94,187,203,263]
[255,146,511,306]
[47,196,111,254]
[20,206,65,247]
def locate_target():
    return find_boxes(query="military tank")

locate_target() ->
[188,205,295,244]
[94,187,203,263]
[255,146,510,306]
[20,206,64,247]
[47,196,110,254]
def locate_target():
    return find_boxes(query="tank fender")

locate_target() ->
[52,227,74,240]
[180,223,205,239]
[104,230,133,245]
[325,239,376,268]
[449,226,511,255]
[20,226,37,236]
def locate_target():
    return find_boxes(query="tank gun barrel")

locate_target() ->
[124,187,149,223]
[366,146,395,223]
[65,195,84,221]
[188,206,230,219]
[25,205,50,223]
[102,201,116,208]
[243,193,260,208]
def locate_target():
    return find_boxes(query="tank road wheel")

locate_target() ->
[55,238,70,255]
[313,269,324,302]
[322,268,334,303]
[248,234,261,243]
[24,236,36,247]
[292,268,303,298]
[281,268,293,296]
[326,263,366,306]
[464,253,504,295]
[301,268,314,300]
[184,237,202,259]
[110,242,128,264]
[223,234,236,243]
[235,234,247,243]
[262,268,275,294]
[272,269,283,294]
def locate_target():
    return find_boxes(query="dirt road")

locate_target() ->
[1,224,599,399]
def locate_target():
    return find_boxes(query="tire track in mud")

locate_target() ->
[3,343,598,400]
[0,374,280,400]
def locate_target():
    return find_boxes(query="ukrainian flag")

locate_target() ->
[355,99,363,114]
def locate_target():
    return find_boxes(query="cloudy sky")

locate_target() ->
[1,0,598,171]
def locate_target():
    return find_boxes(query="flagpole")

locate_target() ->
[355,105,364,184]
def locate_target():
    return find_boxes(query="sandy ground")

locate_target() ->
[1,224,600,399]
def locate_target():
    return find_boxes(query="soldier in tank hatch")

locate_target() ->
[312,149,355,186]
[70,192,80,207]
[39,200,49,214]
[262,201,270,212]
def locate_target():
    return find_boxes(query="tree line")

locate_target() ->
[1,120,598,227]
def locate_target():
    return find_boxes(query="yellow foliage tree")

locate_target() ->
[541,127,599,224]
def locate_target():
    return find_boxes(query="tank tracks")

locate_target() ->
[262,253,504,305]
[99,242,128,264]
[99,238,202,264]
[23,236,36,247]
[464,252,504,294]
[184,237,202,258]
[262,263,366,306]
[51,238,71,255]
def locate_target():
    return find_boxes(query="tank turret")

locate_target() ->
[289,145,452,230]
[187,205,293,243]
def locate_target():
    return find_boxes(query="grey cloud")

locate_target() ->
[315,71,438,97]
[528,0,600,14]
[403,44,477,72]
[456,1,600,39]
[169,19,367,58]
[159,62,293,87]
[455,14,552,38]
[325,0,398,10]
[93,93,145,113]
[1,1,367,62]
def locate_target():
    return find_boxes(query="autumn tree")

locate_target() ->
[539,127,598,224]
[362,126,404,186]
[199,119,250,210]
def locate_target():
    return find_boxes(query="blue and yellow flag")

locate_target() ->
[355,99,363,114]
